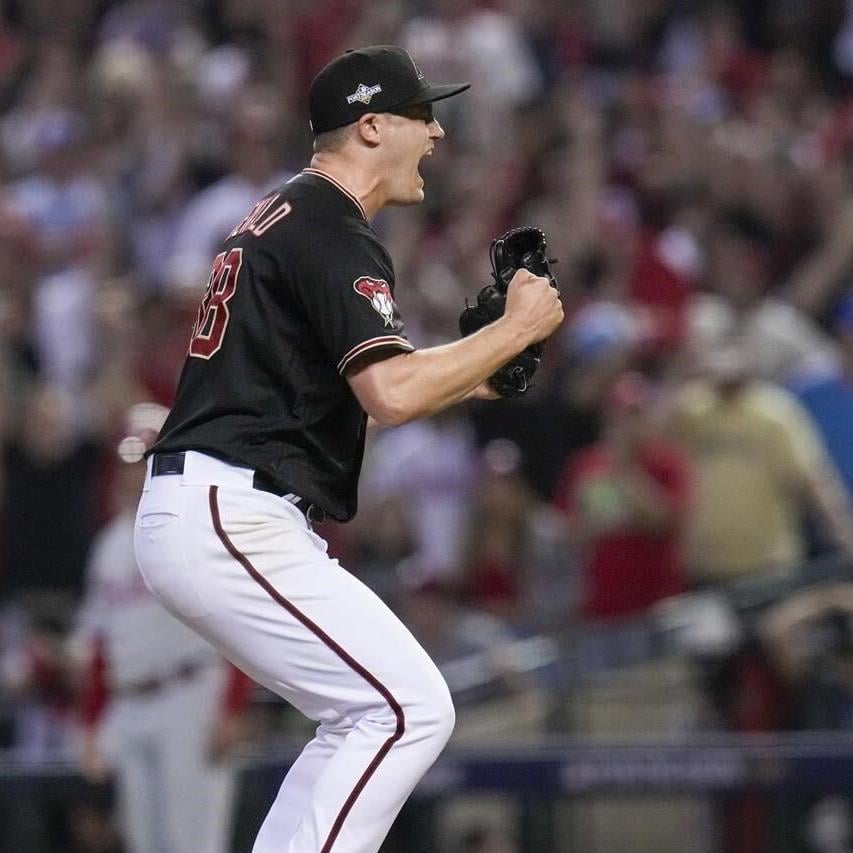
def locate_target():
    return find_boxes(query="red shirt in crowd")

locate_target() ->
[629,229,692,356]
[555,441,689,620]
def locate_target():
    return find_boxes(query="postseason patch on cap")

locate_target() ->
[346,83,382,105]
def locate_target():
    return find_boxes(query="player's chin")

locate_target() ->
[390,177,425,206]
[411,171,426,201]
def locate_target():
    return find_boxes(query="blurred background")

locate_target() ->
[4,0,853,851]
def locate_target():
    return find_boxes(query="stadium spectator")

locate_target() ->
[401,0,543,153]
[164,94,292,296]
[671,345,853,583]
[0,382,102,602]
[463,439,570,631]
[0,594,79,851]
[361,409,479,580]
[554,371,689,621]
[688,207,839,385]
[672,345,853,852]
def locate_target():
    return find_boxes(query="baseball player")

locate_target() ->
[134,45,563,853]
[74,403,250,853]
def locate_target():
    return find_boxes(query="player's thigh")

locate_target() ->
[186,485,450,724]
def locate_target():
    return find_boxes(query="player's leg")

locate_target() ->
[252,715,350,844]
[202,487,455,853]
[135,473,455,853]
[203,486,455,853]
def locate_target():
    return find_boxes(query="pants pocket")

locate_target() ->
[135,511,210,619]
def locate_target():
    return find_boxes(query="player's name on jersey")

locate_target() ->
[228,195,292,239]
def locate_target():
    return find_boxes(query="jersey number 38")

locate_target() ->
[188,248,243,359]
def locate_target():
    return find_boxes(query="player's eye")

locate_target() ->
[394,103,434,124]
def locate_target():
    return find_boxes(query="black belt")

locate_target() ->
[151,452,326,523]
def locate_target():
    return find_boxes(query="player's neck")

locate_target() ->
[308,153,383,220]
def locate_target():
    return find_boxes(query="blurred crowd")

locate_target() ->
[4,0,853,850]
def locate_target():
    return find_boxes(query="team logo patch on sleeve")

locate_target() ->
[353,276,395,327]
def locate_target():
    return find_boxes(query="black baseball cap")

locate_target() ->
[309,45,470,134]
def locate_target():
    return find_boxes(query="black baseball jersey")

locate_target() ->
[152,169,414,521]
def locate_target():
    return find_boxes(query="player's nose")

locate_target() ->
[429,119,444,140]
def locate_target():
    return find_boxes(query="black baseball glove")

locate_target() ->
[459,227,559,398]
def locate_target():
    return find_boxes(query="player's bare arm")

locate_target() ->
[347,269,563,426]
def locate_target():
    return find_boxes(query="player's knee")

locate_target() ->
[433,686,456,747]
[409,679,455,749]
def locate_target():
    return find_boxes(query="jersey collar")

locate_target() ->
[301,168,368,221]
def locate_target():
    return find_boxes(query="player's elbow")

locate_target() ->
[370,410,406,428]
[347,353,422,427]
[365,393,417,428]
[373,380,435,426]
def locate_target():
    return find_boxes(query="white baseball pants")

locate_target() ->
[134,451,455,853]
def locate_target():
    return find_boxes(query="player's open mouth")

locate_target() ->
[416,149,433,184]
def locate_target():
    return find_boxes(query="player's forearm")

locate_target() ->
[349,317,526,426]
[463,382,501,401]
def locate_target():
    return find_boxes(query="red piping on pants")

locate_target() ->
[208,485,405,852]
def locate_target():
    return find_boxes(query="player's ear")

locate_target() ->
[356,113,382,146]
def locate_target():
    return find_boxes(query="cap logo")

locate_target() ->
[346,83,383,105]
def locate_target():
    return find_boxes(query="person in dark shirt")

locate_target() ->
[134,45,563,853]
[1,382,100,602]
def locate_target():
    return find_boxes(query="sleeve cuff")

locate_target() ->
[337,335,414,375]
